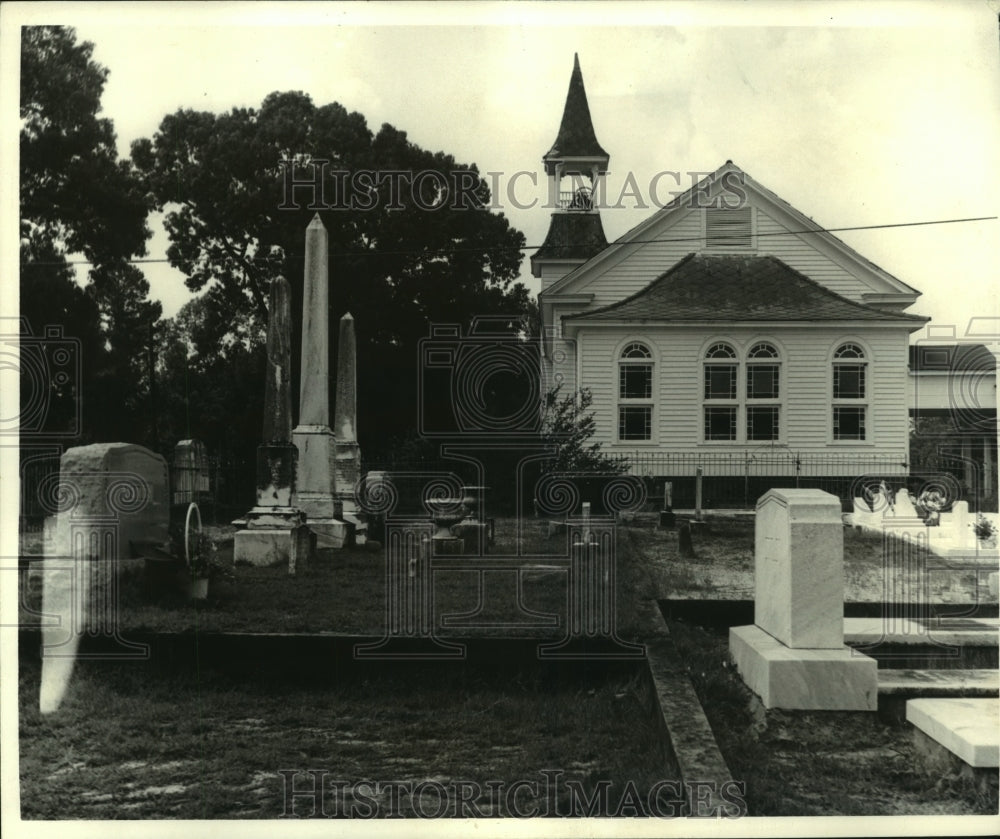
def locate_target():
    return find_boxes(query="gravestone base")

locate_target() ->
[235,528,299,567]
[432,537,465,556]
[454,521,491,554]
[235,506,310,567]
[658,509,676,528]
[338,507,368,546]
[309,519,352,549]
[730,625,878,710]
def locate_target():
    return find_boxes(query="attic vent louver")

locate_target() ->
[705,207,754,250]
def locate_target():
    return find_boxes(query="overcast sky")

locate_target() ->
[5,1,1000,340]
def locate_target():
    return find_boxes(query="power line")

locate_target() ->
[19,215,997,267]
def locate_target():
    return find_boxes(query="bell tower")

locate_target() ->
[531,54,610,287]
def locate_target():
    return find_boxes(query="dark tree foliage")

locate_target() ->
[20,26,150,265]
[132,91,531,454]
[19,26,154,445]
[541,385,628,474]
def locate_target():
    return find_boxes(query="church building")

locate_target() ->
[536,56,930,484]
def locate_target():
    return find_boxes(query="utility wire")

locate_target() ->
[19,215,997,267]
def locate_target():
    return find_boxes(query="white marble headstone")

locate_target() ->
[754,488,844,649]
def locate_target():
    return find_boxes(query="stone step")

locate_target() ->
[906,697,999,768]
[844,617,998,647]
[878,668,999,697]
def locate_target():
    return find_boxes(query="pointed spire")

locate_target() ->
[543,53,609,172]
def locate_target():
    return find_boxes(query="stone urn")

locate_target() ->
[426,497,466,555]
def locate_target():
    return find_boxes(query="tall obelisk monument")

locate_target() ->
[334,312,367,543]
[292,215,348,547]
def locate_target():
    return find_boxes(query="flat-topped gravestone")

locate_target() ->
[754,488,843,649]
[731,487,877,711]
[49,442,169,557]
[40,443,164,713]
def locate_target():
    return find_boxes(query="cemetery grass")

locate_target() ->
[18,655,669,819]
[21,518,658,639]
[667,619,998,816]
[629,516,984,603]
[22,514,910,636]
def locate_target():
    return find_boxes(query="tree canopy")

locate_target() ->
[19,26,154,444]
[133,91,532,453]
[21,26,150,266]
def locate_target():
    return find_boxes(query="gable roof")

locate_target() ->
[564,253,929,324]
[541,161,922,301]
[543,54,609,171]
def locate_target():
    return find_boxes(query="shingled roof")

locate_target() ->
[564,254,930,323]
[533,212,609,264]
[543,54,609,171]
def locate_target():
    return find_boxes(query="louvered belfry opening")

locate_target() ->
[705,207,754,250]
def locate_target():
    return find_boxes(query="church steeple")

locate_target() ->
[543,53,609,175]
[532,54,609,283]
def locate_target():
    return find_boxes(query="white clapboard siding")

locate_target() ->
[574,325,910,463]
[571,202,883,309]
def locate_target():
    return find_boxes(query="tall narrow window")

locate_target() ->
[618,342,653,441]
[704,342,737,441]
[746,342,780,441]
[832,343,866,441]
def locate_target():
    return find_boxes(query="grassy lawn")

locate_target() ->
[17,512,996,820]
[629,515,986,604]
[19,656,668,819]
[20,517,660,639]
[666,619,997,816]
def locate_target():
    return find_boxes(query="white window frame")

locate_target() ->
[617,341,655,443]
[745,342,781,443]
[702,341,739,443]
[700,339,785,445]
[831,341,869,443]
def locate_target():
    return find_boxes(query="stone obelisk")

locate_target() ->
[292,214,347,547]
[234,275,313,568]
[334,312,367,544]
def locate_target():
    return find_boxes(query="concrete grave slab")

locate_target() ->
[906,697,999,768]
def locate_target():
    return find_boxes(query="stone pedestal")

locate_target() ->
[730,488,877,710]
[234,275,313,568]
[292,425,338,520]
[730,625,877,710]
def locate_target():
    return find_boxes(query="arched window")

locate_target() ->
[618,342,653,441]
[746,342,780,441]
[703,343,738,441]
[701,341,782,443]
[832,343,867,440]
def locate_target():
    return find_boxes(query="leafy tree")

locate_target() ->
[541,385,628,474]
[19,26,154,444]
[20,25,150,265]
[132,91,530,452]
[86,261,163,442]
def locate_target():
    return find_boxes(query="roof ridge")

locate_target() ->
[564,252,698,318]
[753,254,925,320]
[564,254,928,322]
